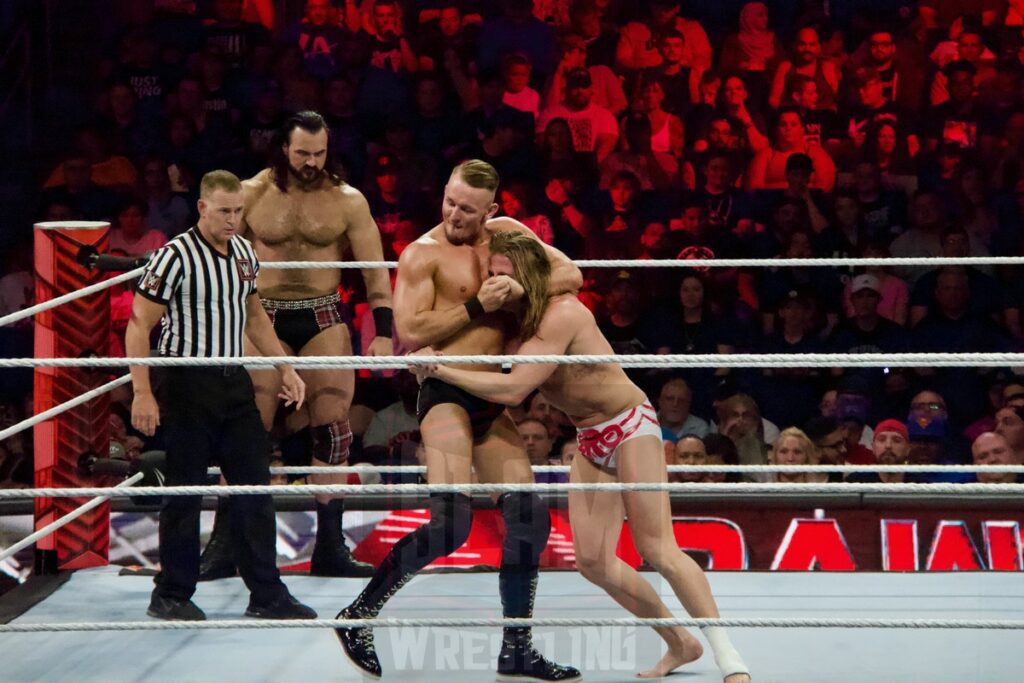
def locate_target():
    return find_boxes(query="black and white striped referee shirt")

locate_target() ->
[136,226,259,358]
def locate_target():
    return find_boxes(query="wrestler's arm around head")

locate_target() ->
[418,296,581,405]
[341,185,395,355]
[487,217,582,296]
[393,241,477,351]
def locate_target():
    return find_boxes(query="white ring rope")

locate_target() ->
[0,471,143,563]
[6,256,1020,329]
[5,352,1024,369]
[1,616,1021,633]
[0,267,145,329]
[217,464,1024,475]
[259,256,1024,270]
[2,482,1022,499]
[0,374,130,445]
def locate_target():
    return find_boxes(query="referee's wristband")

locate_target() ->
[372,306,393,338]
[464,296,486,320]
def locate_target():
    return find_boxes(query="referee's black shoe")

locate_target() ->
[147,594,207,621]
[245,592,317,620]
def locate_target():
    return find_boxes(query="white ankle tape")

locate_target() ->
[700,626,749,677]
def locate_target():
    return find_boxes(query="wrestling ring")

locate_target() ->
[0,221,1022,682]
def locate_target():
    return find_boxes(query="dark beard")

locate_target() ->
[288,164,325,190]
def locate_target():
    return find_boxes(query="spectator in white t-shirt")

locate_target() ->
[536,67,618,162]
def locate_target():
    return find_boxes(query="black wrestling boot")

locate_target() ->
[198,498,237,581]
[335,494,473,678]
[496,571,582,683]
[335,605,382,679]
[497,627,583,682]
[310,499,375,577]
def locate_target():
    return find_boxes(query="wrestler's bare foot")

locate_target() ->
[636,630,703,678]
[724,674,751,683]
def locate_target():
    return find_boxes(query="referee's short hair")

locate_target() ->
[200,170,242,198]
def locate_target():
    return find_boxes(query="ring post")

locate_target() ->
[33,221,113,572]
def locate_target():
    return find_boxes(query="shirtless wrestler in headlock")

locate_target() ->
[335,160,583,681]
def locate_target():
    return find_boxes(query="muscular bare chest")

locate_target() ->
[246,189,347,251]
[433,244,489,305]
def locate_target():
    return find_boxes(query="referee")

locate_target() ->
[127,170,315,621]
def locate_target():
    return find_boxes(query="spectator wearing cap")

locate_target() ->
[848,419,909,483]
[536,67,618,162]
[970,432,1020,483]
[615,0,713,76]
[596,271,650,357]
[757,229,843,337]
[905,406,974,483]
[546,32,627,116]
[599,112,678,190]
[841,243,909,324]
[829,274,909,393]
[656,377,710,442]
[364,154,430,258]
[909,227,1016,332]
[994,405,1024,464]
[757,289,823,430]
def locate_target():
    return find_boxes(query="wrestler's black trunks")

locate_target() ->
[416,377,505,441]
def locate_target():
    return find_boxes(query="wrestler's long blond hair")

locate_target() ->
[488,230,550,341]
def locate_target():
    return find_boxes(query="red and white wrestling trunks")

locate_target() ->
[575,401,661,470]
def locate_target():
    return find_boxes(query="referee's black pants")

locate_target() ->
[153,366,287,604]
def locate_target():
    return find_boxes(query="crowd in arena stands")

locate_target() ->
[4,0,1024,488]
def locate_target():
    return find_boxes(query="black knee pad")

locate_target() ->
[424,493,473,557]
[499,492,551,569]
